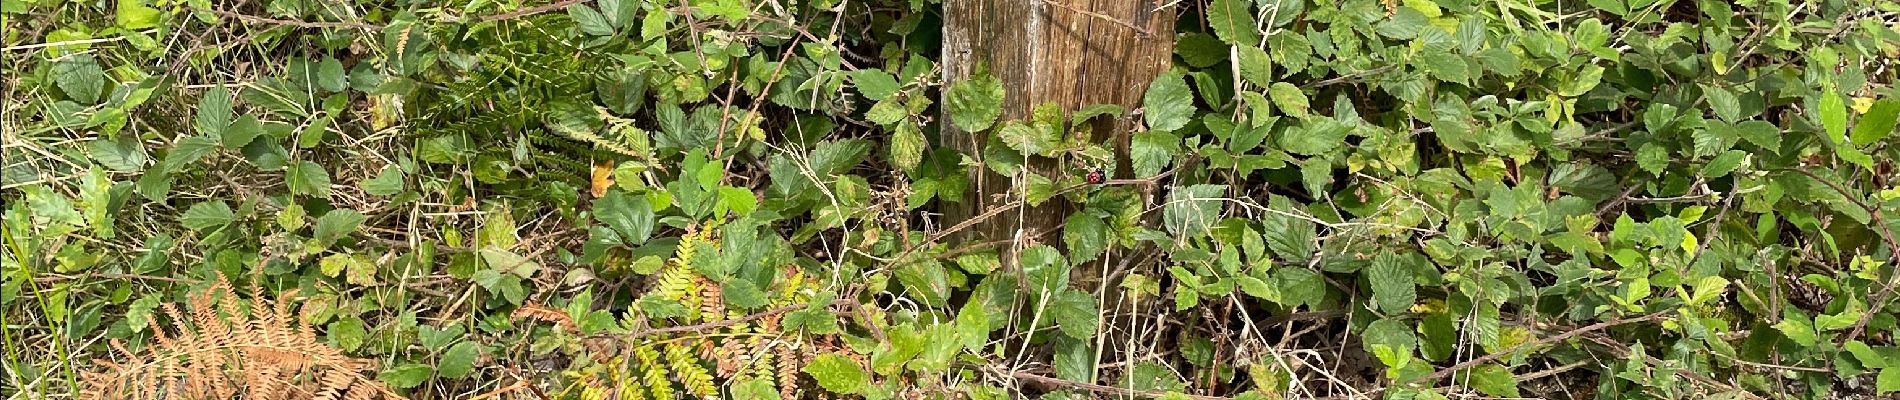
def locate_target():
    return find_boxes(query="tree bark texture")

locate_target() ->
[940,0,1175,280]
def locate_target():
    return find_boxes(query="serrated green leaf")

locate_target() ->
[377,363,434,388]
[1131,131,1179,178]
[1466,364,1520,397]
[222,114,263,148]
[1207,0,1259,45]
[437,341,482,378]
[1850,98,1898,146]
[1064,213,1108,263]
[1051,289,1100,340]
[1144,70,1194,131]
[1237,47,1273,87]
[1164,184,1227,238]
[852,70,902,101]
[1706,86,1741,122]
[1821,91,1848,143]
[287,160,331,197]
[361,166,404,196]
[1368,252,1417,314]
[805,353,869,394]
[313,208,366,245]
[947,72,1005,132]
[1702,150,1746,178]
[54,55,104,105]
[180,201,235,231]
[1267,82,1309,118]
[568,5,614,36]
[196,86,232,136]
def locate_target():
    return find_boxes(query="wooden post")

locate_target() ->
[941,0,1175,283]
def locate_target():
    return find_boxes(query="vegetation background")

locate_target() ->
[3,0,1900,399]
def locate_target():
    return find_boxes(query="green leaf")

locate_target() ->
[1368,252,1417,314]
[437,341,482,378]
[946,72,1006,132]
[1558,65,1603,97]
[1273,268,1324,307]
[639,4,670,39]
[1362,318,1417,368]
[180,201,235,231]
[1267,82,1309,118]
[852,70,902,101]
[329,317,367,352]
[1206,0,1259,45]
[1051,289,1100,340]
[1733,120,1781,151]
[196,86,233,136]
[1636,143,1669,175]
[1847,340,1887,369]
[378,363,434,389]
[1130,131,1179,178]
[313,208,366,245]
[995,122,1055,157]
[1063,213,1109,263]
[1237,47,1273,86]
[1466,364,1520,397]
[89,135,147,172]
[1821,91,1848,143]
[733,378,781,400]
[1850,98,1898,146]
[1164,184,1227,238]
[1419,52,1469,85]
[53,55,104,105]
[1882,368,1900,394]
[1706,86,1741,123]
[1278,118,1347,155]
[805,353,869,395]
[1144,70,1195,131]
[316,57,347,92]
[115,0,161,29]
[568,5,614,36]
[1702,150,1746,178]
[1774,311,1818,347]
[1261,195,1315,262]
[287,160,332,197]
[361,166,405,196]
[222,114,263,148]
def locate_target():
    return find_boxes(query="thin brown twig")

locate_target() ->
[1369,312,1669,397]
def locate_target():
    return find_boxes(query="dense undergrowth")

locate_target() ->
[4,0,1900,399]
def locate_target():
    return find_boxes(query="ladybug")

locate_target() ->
[1085,168,1107,185]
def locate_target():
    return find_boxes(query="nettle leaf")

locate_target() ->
[1850,98,1898,146]
[1368,252,1418,314]
[946,72,1005,132]
[1143,70,1194,131]
[1206,0,1259,45]
[1164,184,1227,238]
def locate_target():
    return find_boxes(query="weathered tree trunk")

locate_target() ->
[941,0,1175,283]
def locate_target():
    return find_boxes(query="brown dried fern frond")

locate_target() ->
[79,274,402,400]
[512,303,578,334]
